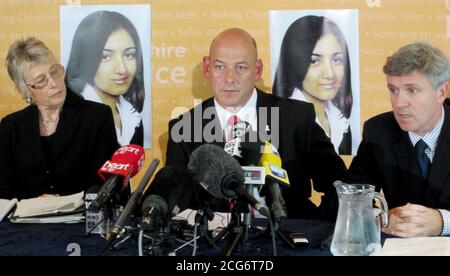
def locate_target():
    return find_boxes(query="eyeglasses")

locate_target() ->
[26,64,65,90]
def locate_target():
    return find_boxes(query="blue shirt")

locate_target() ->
[408,107,450,236]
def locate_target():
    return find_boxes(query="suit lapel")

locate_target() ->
[20,106,47,166]
[393,129,424,200]
[52,92,81,158]
[256,89,275,141]
[200,97,224,148]
[427,108,450,201]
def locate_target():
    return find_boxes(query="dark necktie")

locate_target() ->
[415,139,431,179]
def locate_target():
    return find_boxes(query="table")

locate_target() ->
[0,219,335,256]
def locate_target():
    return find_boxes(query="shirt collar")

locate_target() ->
[214,88,258,131]
[408,106,445,151]
[81,84,141,146]
[290,88,349,153]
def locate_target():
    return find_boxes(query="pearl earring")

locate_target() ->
[26,96,32,105]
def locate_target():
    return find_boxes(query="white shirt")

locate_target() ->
[81,84,141,146]
[290,88,350,154]
[214,89,265,216]
[214,88,258,136]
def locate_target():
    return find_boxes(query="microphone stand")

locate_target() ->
[138,217,174,256]
[262,215,295,249]
[259,183,295,249]
[102,159,160,253]
[110,217,141,250]
[213,199,250,256]
[193,204,220,252]
[243,184,255,241]
[172,204,220,256]
[105,191,138,251]
[143,205,220,256]
[101,209,140,254]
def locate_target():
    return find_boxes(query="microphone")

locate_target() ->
[140,195,168,231]
[85,185,103,234]
[224,121,250,159]
[188,144,270,217]
[140,166,195,231]
[258,141,290,221]
[90,144,145,211]
[108,158,160,242]
[224,121,263,166]
[232,120,251,138]
[259,141,290,187]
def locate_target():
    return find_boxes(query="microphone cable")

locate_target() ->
[192,222,199,256]
[138,228,144,256]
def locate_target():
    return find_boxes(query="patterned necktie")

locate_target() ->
[415,139,431,179]
[226,115,240,142]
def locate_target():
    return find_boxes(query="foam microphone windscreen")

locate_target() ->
[187,144,244,199]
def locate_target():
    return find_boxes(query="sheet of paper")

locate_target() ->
[10,213,84,224]
[13,192,84,218]
[381,237,450,256]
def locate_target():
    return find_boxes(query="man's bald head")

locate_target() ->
[203,27,263,111]
[209,28,258,60]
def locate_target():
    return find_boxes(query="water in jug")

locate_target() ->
[330,181,388,256]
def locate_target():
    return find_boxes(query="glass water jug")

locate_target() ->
[330,181,388,256]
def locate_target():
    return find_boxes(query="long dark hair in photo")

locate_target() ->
[273,15,353,118]
[65,10,145,112]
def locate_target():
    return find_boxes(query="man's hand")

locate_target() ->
[383,203,443,237]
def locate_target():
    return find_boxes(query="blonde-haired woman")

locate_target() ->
[0,37,118,199]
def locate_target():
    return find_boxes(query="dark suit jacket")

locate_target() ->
[130,122,144,146]
[339,127,352,155]
[348,105,450,210]
[166,89,347,220]
[0,90,119,200]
